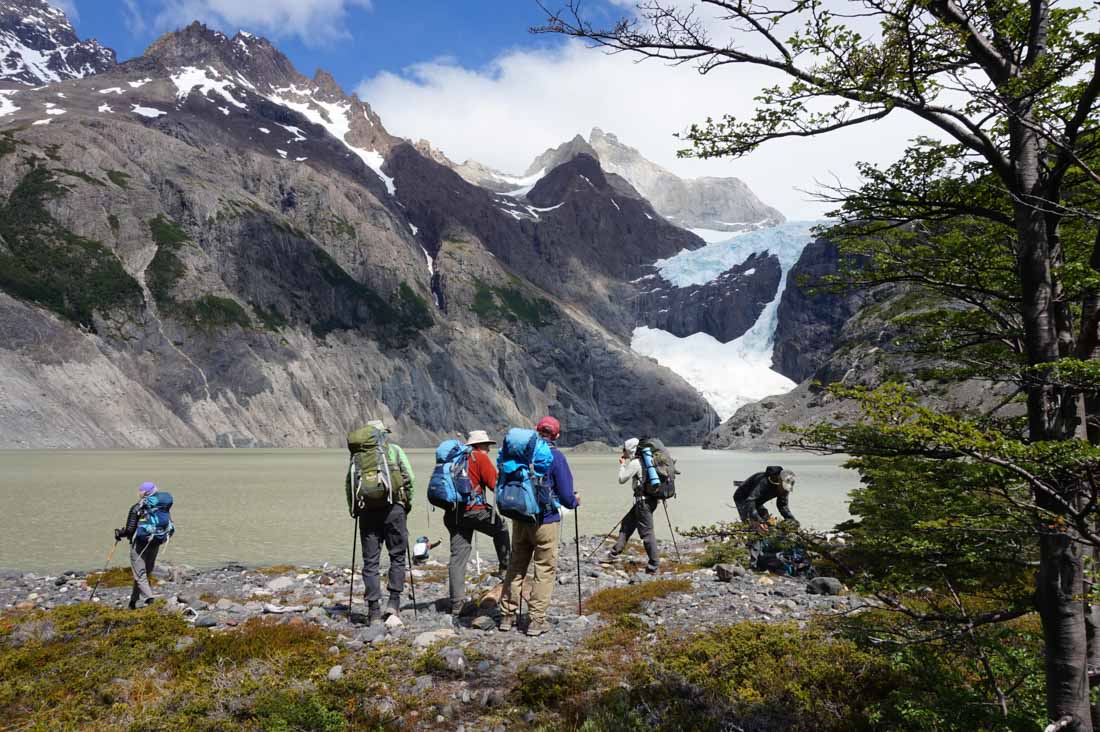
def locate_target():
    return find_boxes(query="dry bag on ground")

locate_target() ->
[637,437,676,499]
[346,425,392,517]
[136,492,174,542]
[495,428,553,523]
[427,439,472,511]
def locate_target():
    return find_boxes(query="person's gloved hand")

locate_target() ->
[574,493,581,507]
[113,528,123,542]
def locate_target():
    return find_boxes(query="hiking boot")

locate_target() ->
[450,599,466,617]
[383,594,401,618]
[366,601,382,626]
[526,618,551,637]
[600,550,622,564]
[645,562,660,575]
[498,614,515,632]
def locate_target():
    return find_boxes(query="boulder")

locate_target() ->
[193,614,217,628]
[266,576,295,592]
[438,646,467,674]
[470,615,496,631]
[714,564,746,582]
[414,628,457,648]
[327,665,344,681]
[806,577,844,596]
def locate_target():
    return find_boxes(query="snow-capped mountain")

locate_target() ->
[0,0,114,86]
[0,18,717,448]
[428,128,785,235]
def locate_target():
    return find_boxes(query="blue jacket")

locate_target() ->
[540,446,577,524]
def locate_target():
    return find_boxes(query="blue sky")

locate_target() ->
[57,0,925,218]
[68,1,580,91]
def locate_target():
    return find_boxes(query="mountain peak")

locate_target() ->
[0,0,115,86]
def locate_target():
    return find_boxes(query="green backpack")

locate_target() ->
[345,426,411,517]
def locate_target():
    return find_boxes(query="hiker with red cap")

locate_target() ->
[114,481,175,609]
[498,415,579,637]
[444,429,511,618]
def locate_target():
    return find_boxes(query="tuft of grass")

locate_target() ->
[174,294,252,330]
[104,169,131,189]
[412,644,467,679]
[85,567,156,589]
[55,168,106,187]
[584,614,648,651]
[585,579,692,616]
[514,657,598,709]
[254,565,302,576]
[176,617,331,675]
[695,539,749,569]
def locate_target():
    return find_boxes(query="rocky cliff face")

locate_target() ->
[771,238,867,382]
[0,0,114,86]
[635,252,781,342]
[0,19,717,448]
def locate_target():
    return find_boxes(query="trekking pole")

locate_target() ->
[348,515,359,618]
[406,543,418,618]
[574,506,583,615]
[584,517,625,561]
[662,500,682,563]
[88,540,120,602]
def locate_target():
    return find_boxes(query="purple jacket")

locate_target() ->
[540,446,578,525]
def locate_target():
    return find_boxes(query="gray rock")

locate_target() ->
[414,628,456,648]
[714,564,746,582]
[193,614,217,628]
[174,636,195,651]
[480,689,507,708]
[410,674,434,695]
[806,577,844,596]
[375,697,397,719]
[470,615,496,631]
[214,598,234,611]
[439,647,467,674]
[266,576,295,592]
[327,665,344,681]
[357,625,387,644]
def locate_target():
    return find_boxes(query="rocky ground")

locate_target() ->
[1,535,854,730]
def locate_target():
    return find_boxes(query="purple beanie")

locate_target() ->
[139,482,157,496]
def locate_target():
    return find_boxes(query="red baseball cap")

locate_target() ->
[536,416,561,439]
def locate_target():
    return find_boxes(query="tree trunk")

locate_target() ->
[1014,141,1093,725]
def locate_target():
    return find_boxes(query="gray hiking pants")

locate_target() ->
[129,538,160,607]
[360,503,408,604]
[612,496,660,566]
[443,507,511,604]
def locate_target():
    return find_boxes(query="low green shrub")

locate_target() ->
[695,539,748,568]
[585,579,691,616]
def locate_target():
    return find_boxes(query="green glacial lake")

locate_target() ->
[0,448,858,573]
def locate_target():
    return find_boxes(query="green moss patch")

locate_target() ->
[84,567,157,589]
[471,282,555,327]
[585,579,692,616]
[104,169,131,189]
[0,162,142,329]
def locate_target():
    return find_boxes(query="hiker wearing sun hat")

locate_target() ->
[444,429,511,617]
[114,481,174,609]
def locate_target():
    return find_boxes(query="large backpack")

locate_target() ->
[427,439,473,511]
[135,492,174,542]
[495,428,554,524]
[346,425,402,517]
[637,437,677,499]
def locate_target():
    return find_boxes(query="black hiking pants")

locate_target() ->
[443,507,511,604]
[612,496,660,566]
[360,503,408,604]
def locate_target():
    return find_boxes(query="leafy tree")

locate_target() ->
[539,0,1099,727]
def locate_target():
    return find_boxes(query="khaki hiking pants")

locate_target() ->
[499,521,560,622]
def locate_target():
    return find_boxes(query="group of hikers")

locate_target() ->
[109,416,804,634]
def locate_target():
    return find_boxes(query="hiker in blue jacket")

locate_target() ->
[498,415,580,637]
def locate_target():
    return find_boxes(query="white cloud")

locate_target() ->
[152,0,372,43]
[358,40,932,220]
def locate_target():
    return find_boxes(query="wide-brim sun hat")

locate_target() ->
[366,419,390,433]
[466,430,496,447]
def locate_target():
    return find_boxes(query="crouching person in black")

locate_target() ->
[734,466,798,530]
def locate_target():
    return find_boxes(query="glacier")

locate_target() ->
[632,220,824,421]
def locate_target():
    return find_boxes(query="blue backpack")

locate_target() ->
[427,440,472,511]
[495,428,554,523]
[136,492,174,542]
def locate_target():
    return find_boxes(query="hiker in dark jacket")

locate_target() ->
[604,437,660,573]
[445,429,511,617]
[114,481,164,609]
[499,415,580,637]
[734,466,798,529]
[356,420,416,625]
